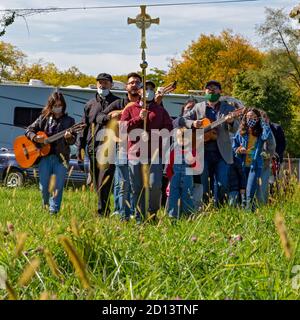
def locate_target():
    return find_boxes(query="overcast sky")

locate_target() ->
[0,0,298,77]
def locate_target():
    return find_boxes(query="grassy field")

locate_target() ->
[0,179,300,300]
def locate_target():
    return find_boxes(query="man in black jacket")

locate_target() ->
[77,73,119,216]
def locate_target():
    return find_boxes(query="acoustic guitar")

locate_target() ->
[14,122,86,168]
[199,107,245,142]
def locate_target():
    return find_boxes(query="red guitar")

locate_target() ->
[14,122,86,168]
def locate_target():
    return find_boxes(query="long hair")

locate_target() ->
[239,107,262,137]
[41,92,67,118]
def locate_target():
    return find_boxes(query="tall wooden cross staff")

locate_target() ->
[128,5,160,131]
[128,6,159,220]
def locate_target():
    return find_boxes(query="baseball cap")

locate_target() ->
[205,80,221,90]
[96,73,113,82]
[146,80,156,89]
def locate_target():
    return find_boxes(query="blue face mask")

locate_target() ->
[247,118,257,128]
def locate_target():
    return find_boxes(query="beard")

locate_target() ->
[129,90,140,97]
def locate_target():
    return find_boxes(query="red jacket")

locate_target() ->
[166,147,199,180]
[120,101,173,160]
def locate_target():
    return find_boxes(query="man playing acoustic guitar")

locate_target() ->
[179,80,240,207]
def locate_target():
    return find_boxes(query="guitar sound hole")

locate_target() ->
[22,144,29,159]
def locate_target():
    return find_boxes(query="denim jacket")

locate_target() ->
[232,119,274,170]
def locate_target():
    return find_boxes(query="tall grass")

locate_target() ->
[0,178,300,300]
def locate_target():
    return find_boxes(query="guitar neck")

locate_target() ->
[44,128,69,144]
[203,107,243,133]
[203,117,227,133]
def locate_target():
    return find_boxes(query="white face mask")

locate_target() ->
[145,90,155,102]
[97,88,110,97]
[52,106,63,114]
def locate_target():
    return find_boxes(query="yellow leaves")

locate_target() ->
[164,30,264,94]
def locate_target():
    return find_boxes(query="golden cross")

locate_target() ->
[128,5,159,50]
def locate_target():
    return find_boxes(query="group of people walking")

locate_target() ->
[24,72,286,220]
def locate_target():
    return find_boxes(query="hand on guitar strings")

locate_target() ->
[225,114,234,124]
[64,130,73,140]
[34,135,45,144]
[193,119,203,129]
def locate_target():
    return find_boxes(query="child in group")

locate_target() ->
[166,128,200,219]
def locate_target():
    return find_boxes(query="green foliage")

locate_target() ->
[147,68,167,88]
[285,120,300,158]
[0,184,299,300]
[0,41,25,80]
[113,68,167,89]
[233,69,300,157]
[233,70,294,127]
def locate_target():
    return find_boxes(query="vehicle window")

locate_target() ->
[14,107,43,128]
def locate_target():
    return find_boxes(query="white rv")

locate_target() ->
[0,80,197,149]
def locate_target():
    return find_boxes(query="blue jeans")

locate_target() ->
[167,164,194,219]
[244,166,262,211]
[129,160,163,220]
[229,191,240,207]
[116,163,134,220]
[38,154,67,213]
[201,151,229,206]
[113,167,121,214]
[256,164,270,205]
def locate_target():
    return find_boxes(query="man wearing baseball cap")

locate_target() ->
[77,72,119,217]
[179,80,240,208]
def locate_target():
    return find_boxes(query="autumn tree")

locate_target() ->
[164,30,264,94]
[13,62,96,87]
[0,41,25,80]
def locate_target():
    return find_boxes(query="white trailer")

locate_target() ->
[0,80,196,149]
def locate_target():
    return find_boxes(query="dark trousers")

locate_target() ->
[201,149,229,206]
[89,152,115,216]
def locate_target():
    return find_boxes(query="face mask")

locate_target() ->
[145,90,155,102]
[247,118,257,128]
[52,106,63,114]
[204,93,220,102]
[97,88,109,97]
